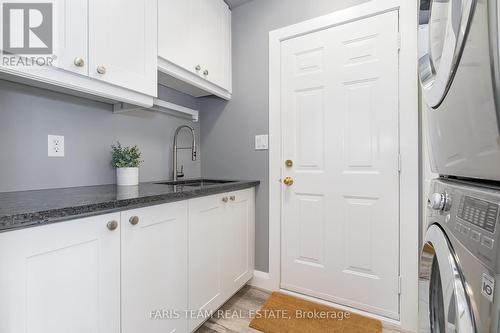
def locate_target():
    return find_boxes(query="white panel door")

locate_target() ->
[223,188,255,297]
[0,214,121,333]
[281,11,400,319]
[121,202,188,333]
[88,0,157,96]
[188,194,225,331]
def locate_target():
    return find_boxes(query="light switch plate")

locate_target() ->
[48,135,64,157]
[255,134,269,150]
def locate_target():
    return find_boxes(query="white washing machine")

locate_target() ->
[419,0,500,181]
[420,179,500,332]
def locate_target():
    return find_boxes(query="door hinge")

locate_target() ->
[398,276,402,294]
[397,32,401,51]
[398,153,402,173]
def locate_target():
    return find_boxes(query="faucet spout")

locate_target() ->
[173,125,197,181]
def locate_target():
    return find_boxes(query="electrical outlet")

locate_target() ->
[48,135,64,157]
[255,134,269,150]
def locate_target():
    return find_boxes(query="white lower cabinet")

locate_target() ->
[188,193,225,331]
[0,213,121,333]
[222,189,255,298]
[121,201,188,333]
[188,188,255,331]
[0,188,255,333]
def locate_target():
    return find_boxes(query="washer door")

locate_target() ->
[419,225,476,332]
[418,0,476,108]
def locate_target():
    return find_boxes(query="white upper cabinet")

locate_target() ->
[158,0,195,73]
[53,0,88,76]
[195,0,231,89]
[0,0,157,107]
[89,0,157,97]
[158,0,232,100]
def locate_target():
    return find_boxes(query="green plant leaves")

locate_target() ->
[111,141,143,168]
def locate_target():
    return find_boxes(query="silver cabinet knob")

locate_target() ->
[107,220,118,231]
[97,65,106,74]
[203,69,209,76]
[129,216,139,225]
[74,57,85,67]
[229,195,236,201]
[222,197,229,203]
[195,65,201,71]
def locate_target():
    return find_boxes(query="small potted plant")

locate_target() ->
[111,142,143,186]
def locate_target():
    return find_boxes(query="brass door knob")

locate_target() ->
[285,160,293,167]
[283,177,294,186]
[129,216,139,225]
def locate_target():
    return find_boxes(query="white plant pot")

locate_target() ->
[116,167,139,186]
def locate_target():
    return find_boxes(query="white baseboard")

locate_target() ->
[248,270,276,292]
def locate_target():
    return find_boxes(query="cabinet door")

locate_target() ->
[188,194,225,331]
[53,0,88,75]
[194,0,230,89]
[0,214,121,333]
[88,0,157,96]
[121,201,188,333]
[0,0,87,76]
[221,5,232,93]
[158,0,196,74]
[213,0,231,90]
[223,188,255,297]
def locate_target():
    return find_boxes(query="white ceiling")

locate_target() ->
[225,0,253,9]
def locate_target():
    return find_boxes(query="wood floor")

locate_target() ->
[195,285,268,333]
[195,285,406,333]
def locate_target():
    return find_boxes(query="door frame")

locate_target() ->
[263,1,419,331]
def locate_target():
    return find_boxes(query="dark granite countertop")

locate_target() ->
[0,179,259,233]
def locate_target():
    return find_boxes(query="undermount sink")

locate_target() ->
[155,179,237,187]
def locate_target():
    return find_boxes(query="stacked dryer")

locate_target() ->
[418,0,500,331]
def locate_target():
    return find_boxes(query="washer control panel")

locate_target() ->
[458,196,498,233]
[428,179,500,272]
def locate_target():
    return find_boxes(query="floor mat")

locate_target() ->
[249,292,382,333]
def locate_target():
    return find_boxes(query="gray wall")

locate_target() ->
[0,80,201,192]
[200,0,370,272]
